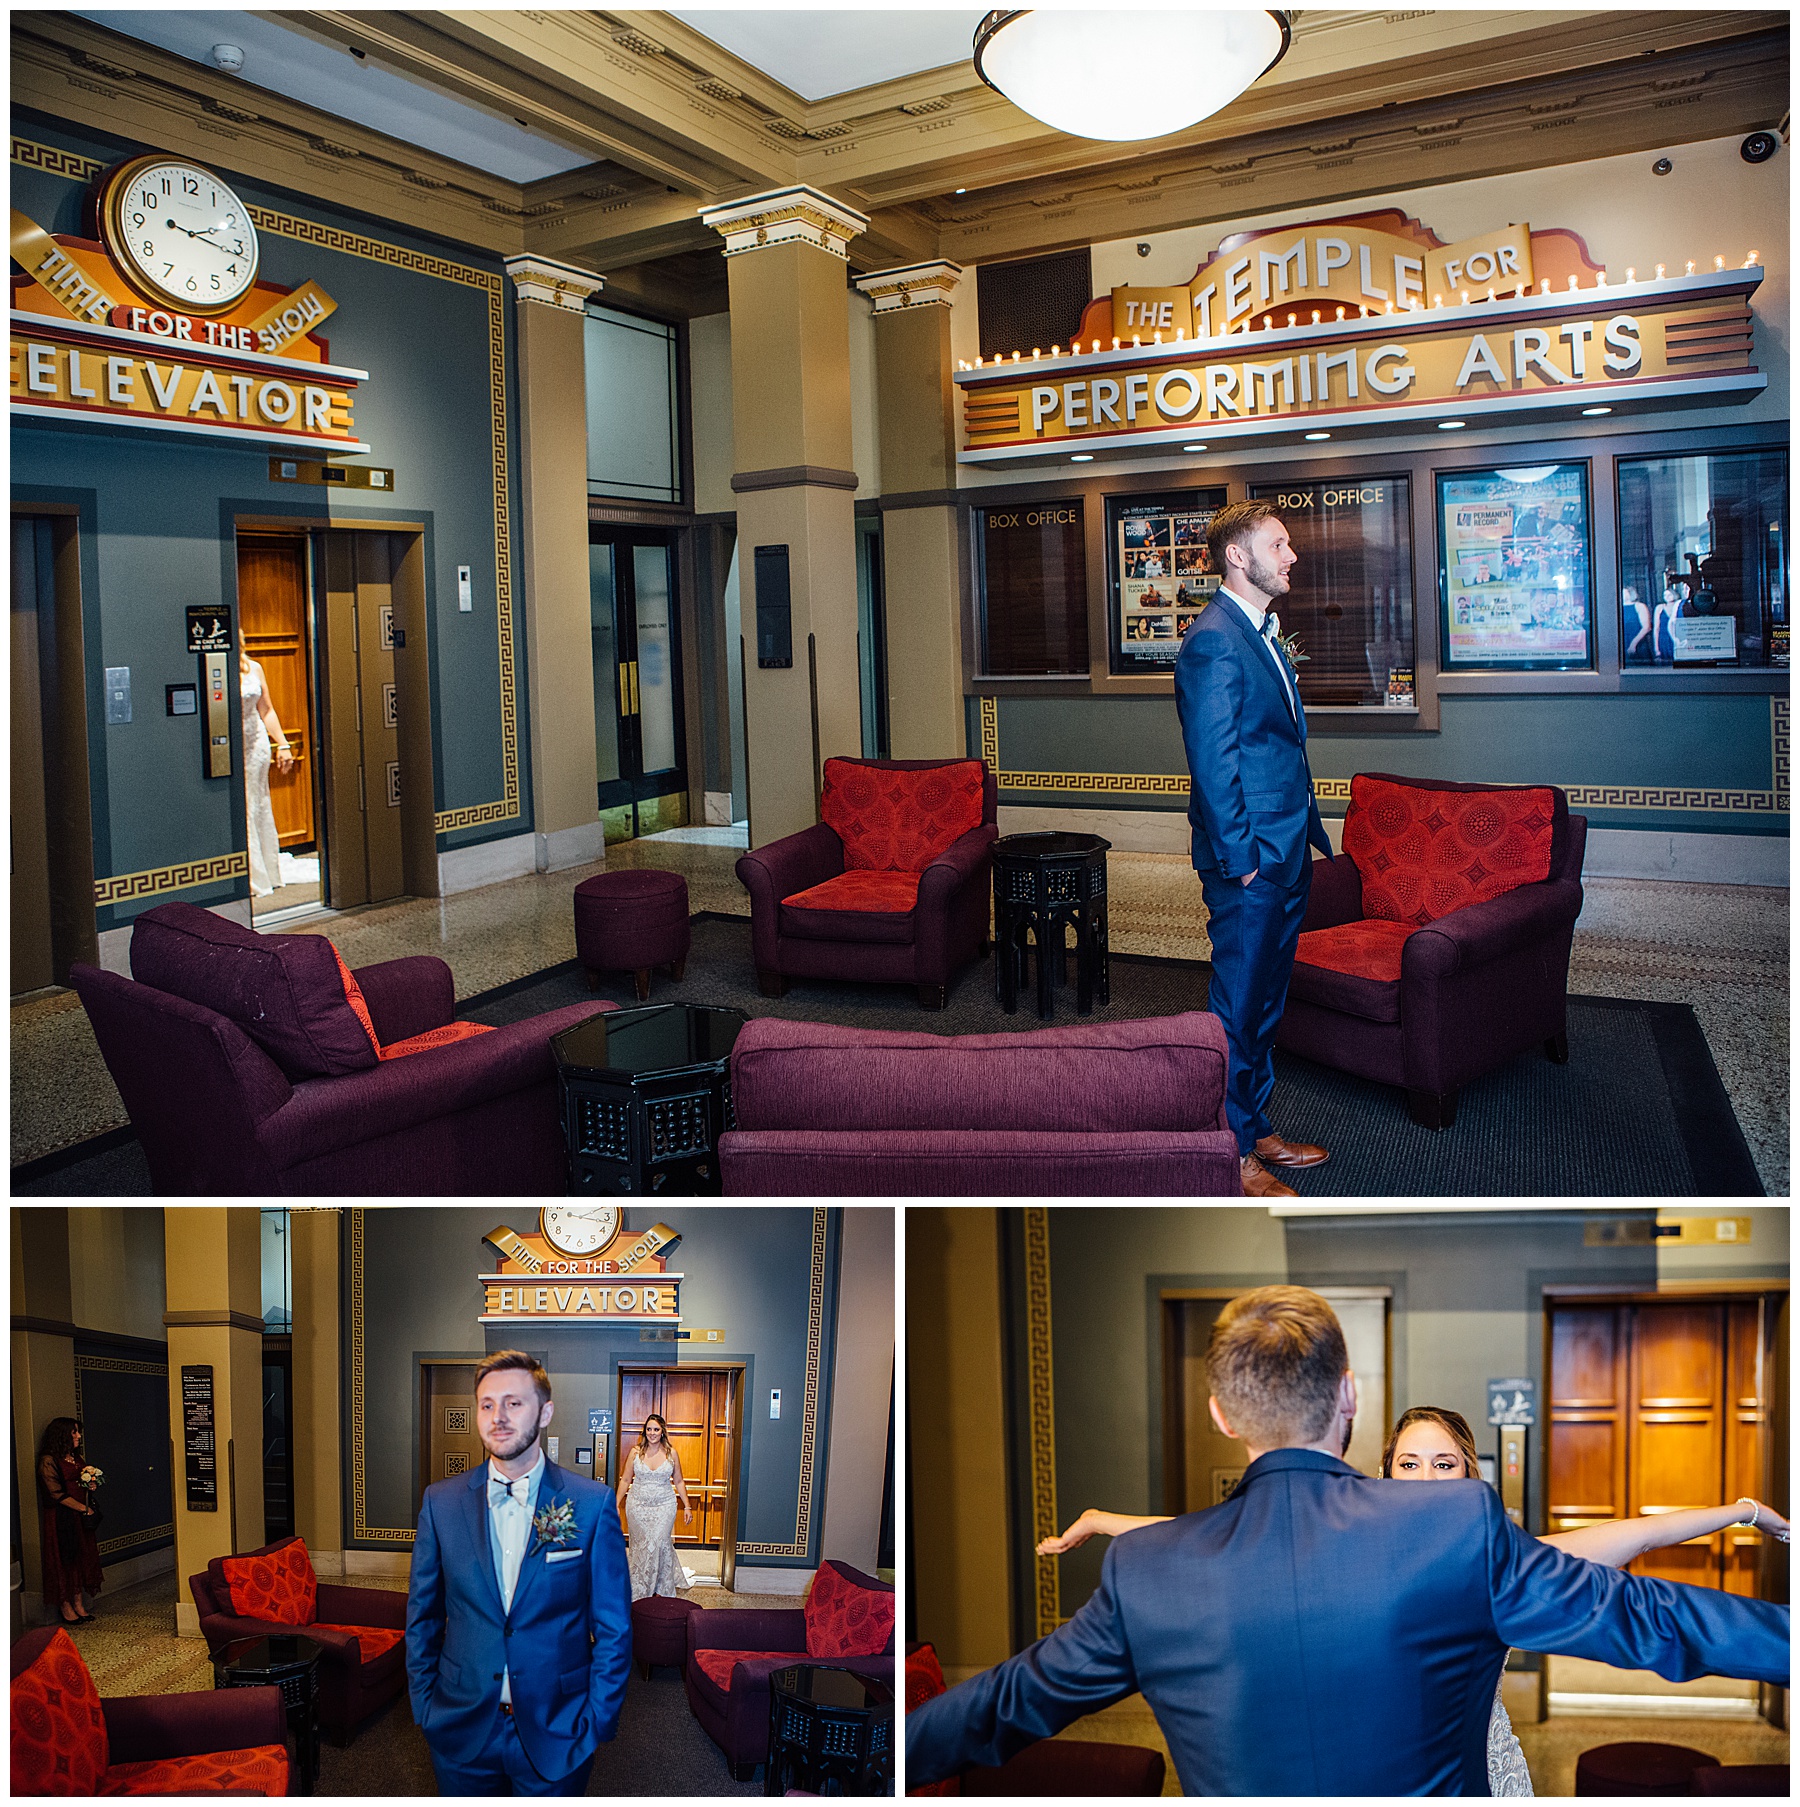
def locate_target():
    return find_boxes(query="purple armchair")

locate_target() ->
[189,1544,406,1743]
[719,1013,1243,1195]
[735,757,998,1010]
[69,901,605,1194]
[1277,773,1587,1129]
[12,1625,292,1794]
[685,1561,895,1781]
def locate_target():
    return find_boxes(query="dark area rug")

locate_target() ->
[314,1666,759,1796]
[16,913,1760,1197]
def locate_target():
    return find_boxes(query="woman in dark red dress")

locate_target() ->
[37,1417,102,1624]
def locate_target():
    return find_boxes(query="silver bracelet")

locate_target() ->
[1734,1496,1759,1530]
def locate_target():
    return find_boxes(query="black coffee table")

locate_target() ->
[212,1633,324,1794]
[766,1664,893,1796]
[552,1002,748,1195]
[992,831,1111,1018]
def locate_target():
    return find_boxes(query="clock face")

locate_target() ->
[541,1206,620,1257]
[102,156,260,315]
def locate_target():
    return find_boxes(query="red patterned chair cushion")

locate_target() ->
[820,759,984,874]
[692,1648,794,1692]
[783,871,922,914]
[379,1022,496,1061]
[1295,918,1416,984]
[1343,775,1556,926]
[906,1644,947,1712]
[220,1536,316,1626]
[98,1746,289,1796]
[331,947,382,1058]
[317,1624,405,1661]
[805,1561,896,1659]
[11,1627,108,1795]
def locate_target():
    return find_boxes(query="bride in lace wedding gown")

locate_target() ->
[1039,1405,1788,1797]
[616,1413,694,1601]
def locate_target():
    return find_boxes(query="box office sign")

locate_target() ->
[956,208,1765,464]
[480,1210,683,1325]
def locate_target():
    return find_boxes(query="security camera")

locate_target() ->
[210,43,245,72]
[1136,242,1152,257]
[1740,132,1779,164]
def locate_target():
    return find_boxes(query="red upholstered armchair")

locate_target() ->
[685,1560,896,1781]
[189,1536,407,1744]
[1278,772,1587,1129]
[736,757,998,1010]
[11,1625,292,1795]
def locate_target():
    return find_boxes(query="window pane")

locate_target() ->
[588,543,621,785]
[1108,489,1228,673]
[585,307,678,503]
[1435,464,1593,671]
[633,544,678,774]
[1618,449,1788,669]
[1249,477,1415,706]
[978,503,1088,675]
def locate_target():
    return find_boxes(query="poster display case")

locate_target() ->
[1616,448,1788,669]
[1106,487,1227,671]
[1437,463,1594,670]
[975,500,1089,676]
[1247,476,1415,707]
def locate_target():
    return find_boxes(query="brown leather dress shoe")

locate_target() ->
[1255,1133,1330,1169]
[1240,1154,1297,1198]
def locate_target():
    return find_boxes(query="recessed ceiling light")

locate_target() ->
[1070,453,1093,462]
[1182,443,1208,452]
[955,187,966,195]
[1304,431,1330,441]
[1581,405,1613,416]
[1438,420,1466,430]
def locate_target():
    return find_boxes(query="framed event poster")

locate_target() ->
[1438,463,1594,670]
[1108,487,1227,672]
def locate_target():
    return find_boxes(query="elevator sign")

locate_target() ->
[478,1214,683,1325]
[1487,1378,1536,1426]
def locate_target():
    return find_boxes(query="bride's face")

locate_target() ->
[1388,1421,1470,1480]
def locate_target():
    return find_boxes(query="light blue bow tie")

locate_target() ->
[1260,611,1281,643]
[491,1476,528,1507]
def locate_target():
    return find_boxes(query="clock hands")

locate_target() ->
[164,218,245,253]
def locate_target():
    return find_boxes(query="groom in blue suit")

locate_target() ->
[907,1287,1790,1795]
[1175,500,1335,1197]
[407,1351,632,1794]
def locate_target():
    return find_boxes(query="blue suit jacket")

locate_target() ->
[907,1450,1791,1796]
[1174,593,1332,885]
[406,1460,631,1775]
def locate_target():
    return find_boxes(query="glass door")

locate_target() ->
[590,528,687,835]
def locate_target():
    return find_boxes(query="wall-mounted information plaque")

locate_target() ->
[182,1364,217,1512]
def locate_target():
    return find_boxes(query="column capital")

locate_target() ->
[854,261,964,314]
[503,254,605,311]
[700,185,870,261]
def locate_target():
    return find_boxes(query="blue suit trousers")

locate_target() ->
[428,1705,596,1796]
[1200,860,1312,1154]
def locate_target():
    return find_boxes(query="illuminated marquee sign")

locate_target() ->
[957,209,1764,465]
[479,1210,683,1325]
[10,157,369,456]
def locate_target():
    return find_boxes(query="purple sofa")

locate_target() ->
[735,757,999,1010]
[718,1013,1243,1195]
[1278,774,1587,1129]
[69,901,606,1194]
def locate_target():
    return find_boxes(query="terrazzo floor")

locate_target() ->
[12,826,1788,1193]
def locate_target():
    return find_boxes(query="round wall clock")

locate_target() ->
[99,155,260,315]
[540,1206,620,1257]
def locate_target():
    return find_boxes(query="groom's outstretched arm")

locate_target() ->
[907,1544,1138,1786]
[1484,1490,1789,1684]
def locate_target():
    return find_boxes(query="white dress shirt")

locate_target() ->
[488,1449,545,1704]
[1219,584,1297,718]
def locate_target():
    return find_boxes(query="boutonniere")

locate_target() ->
[528,1495,578,1558]
[1265,613,1309,668]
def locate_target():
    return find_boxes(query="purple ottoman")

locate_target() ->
[1575,1743,1722,1796]
[631,1593,700,1679]
[574,869,691,1001]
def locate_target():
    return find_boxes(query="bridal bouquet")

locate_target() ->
[80,1464,104,1490]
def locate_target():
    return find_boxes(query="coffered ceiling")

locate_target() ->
[13,9,1789,317]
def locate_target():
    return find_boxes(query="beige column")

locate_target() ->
[11,1209,77,1626]
[854,263,968,759]
[164,1208,265,1637]
[701,187,868,846]
[289,1209,343,1575]
[506,254,608,872]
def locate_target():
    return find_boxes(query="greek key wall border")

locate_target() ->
[737,1206,830,1559]
[97,1521,175,1559]
[73,1353,167,1422]
[977,696,1789,815]
[93,852,248,908]
[14,137,520,839]
[348,1208,414,1544]
[1022,1207,1060,1640]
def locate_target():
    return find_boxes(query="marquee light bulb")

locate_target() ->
[1311,309,1320,324]
[1011,350,1021,362]
[1132,335,1141,347]
[1091,340,1100,353]
[1112,337,1120,350]
[1433,294,1444,308]
[1540,279,1550,294]
[1714,255,1724,271]
[1033,347,1041,359]
[1686,261,1695,275]
[1567,275,1578,291]
[1655,264,1665,279]
[1288,312,1297,327]
[1460,290,1470,306]
[1748,250,1759,265]
[1051,344,1060,357]
[1153,330,1162,344]
[1625,267,1635,282]
[1595,271,1606,286]
[1486,287,1495,303]
[1335,305,1345,320]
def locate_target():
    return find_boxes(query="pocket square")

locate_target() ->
[545,1548,586,1564]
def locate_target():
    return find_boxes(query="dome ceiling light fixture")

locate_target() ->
[973,9,1292,143]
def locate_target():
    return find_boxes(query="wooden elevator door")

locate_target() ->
[1547,1299,1771,1590]
[619,1368,735,1548]
[419,1362,484,1517]
[236,534,317,849]
[319,533,405,907]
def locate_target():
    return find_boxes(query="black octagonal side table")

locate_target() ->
[992,831,1111,1019]
[212,1632,324,1795]
[765,1664,893,1796]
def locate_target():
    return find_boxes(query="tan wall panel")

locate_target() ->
[290,1210,343,1558]
[67,1207,167,1344]
[874,305,956,497]
[688,312,737,515]
[881,507,966,759]
[727,244,854,475]
[820,1206,895,1574]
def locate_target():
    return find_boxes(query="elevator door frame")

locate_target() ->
[616,1360,745,1593]
[232,514,439,906]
